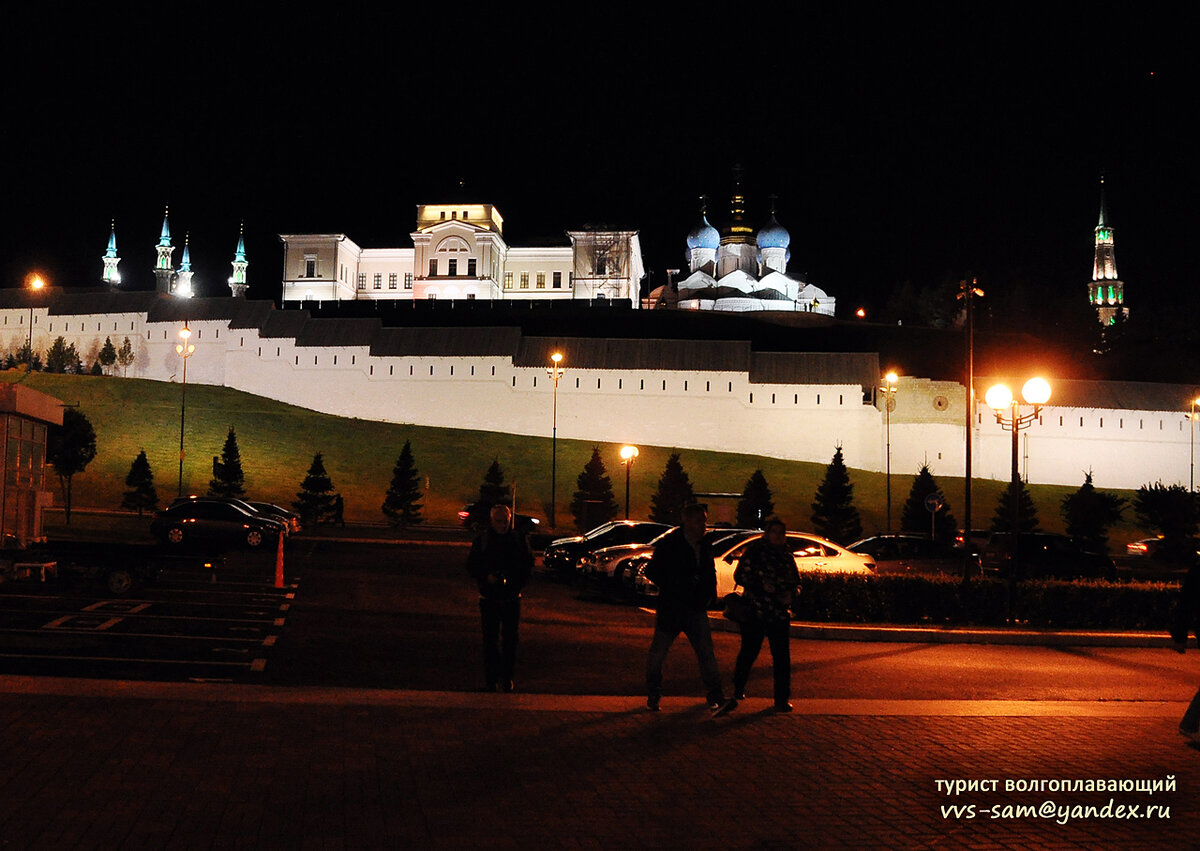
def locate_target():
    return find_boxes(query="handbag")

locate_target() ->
[721,591,750,624]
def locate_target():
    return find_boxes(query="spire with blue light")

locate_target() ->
[102,220,121,286]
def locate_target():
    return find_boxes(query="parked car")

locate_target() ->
[633,531,875,602]
[151,500,288,550]
[979,532,1116,581]
[580,527,756,598]
[171,495,293,536]
[247,501,303,534]
[542,520,671,578]
[848,533,975,576]
[457,502,541,534]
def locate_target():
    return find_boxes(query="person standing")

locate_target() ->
[731,518,800,712]
[466,504,533,693]
[644,503,736,716]
[1171,558,1200,740]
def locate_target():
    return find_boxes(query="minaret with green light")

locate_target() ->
[154,207,176,294]
[102,221,121,287]
[175,233,195,298]
[1088,176,1126,325]
[228,223,249,298]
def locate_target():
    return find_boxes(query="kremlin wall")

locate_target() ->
[0,290,1192,494]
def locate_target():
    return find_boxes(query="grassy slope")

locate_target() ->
[6,371,1145,542]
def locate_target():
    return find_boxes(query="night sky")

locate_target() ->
[3,8,1191,327]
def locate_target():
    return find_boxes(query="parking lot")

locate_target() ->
[0,552,297,681]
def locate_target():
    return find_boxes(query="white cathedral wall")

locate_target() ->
[4,304,1194,493]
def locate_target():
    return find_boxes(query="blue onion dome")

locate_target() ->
[687,215,720,251]
[756,214,790,249]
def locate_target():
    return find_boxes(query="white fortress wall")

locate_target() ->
[2,300,1193,492]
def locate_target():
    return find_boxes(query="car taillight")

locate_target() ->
[457,511,470,520]
[1127,542,1148,555]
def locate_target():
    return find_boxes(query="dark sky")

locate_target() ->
[3,8,1191,320]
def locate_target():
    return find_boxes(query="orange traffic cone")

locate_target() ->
[274,531,285,589]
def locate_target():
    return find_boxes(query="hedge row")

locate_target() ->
[793,573,1182,630]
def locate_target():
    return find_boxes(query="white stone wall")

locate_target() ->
[4,303,1195,492]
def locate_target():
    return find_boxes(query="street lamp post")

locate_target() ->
[881,371,898,532]
[547,352,564,528]
[619,445,639,519]
[175,324,196,497]
[26,275,45,373]
[985,377,1051,605]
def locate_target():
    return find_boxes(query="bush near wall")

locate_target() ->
[792,573,1180,631]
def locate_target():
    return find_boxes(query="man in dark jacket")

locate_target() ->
[1171,559,1200,739]
[466,504,533,692]
[643,503,735,715]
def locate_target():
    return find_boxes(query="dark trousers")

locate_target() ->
[732,617,792,705]
[479,596,520,688]
[1183,684,1200,732]
[646,604,724,703]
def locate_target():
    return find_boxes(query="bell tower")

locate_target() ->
[1087,177,1126,325]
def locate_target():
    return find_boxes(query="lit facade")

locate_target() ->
[279,203,644,305]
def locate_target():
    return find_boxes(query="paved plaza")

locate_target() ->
[0,677,1196,850]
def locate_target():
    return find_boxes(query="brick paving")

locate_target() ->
[0,680,1196,850]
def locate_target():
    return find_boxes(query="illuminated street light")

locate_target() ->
[986,376,1051,594]
[175,324,196,497]
[547,352,564,528]
[619,445,639,519]
[26,274,45,373]
[880,371,898,532]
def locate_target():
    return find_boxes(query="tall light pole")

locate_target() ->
[26,274,45,373]
[986,377,1051,602]
[619,445,639,519]
[1191,396,1200,493]
[881,371,898,532]
[175,324,196,497]
[547,352,564,528]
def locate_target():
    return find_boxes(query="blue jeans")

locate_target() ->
[646,604,724,703]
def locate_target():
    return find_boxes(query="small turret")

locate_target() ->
[154,207,176,294]
[229,224,249,298]
[102,221,121,287]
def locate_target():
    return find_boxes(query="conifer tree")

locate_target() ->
[1061,471,1125,553]
[991,478,1040,533]
[208,427,246,498]
[736,469,774,528]
[900,464,957,540]
[98,336,118,374]
[293,452,339,525]
[117,337,135,376]
[649,452,695,525]
[811,445,862,544]
[47,408,97,525]
[477,458,511,507]
[121,449,158,516]
[570,446,619,531]
[382,440,424,526]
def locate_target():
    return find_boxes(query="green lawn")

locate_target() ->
[4,371,1146,544]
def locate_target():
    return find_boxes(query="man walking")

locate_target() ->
[644,503,736,716]
[466,504,533,693]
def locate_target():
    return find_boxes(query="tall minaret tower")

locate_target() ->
[228,224,249,298]
[174,234,195,298]
[101,221,121,288]
[154,208,176,294]
[1088,177,1126,325]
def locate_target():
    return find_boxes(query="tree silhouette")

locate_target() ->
[293,452,339,526]
[48,408,97,525]
[811,445,862,544]
[477,458,511,507]
[570,446,618,531]
[1061,471,1125,553]
[121,449,158,516]
[382,440,424,526]
[900,464,957,540]
[208,428,246,498]
[991,478,1040,533]
[649,452,695,525]
[736,469,774,528]
[116,337,135,376]
[98,337,118,374]
[1134,481,1198,560]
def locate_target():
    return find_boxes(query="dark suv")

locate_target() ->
[542,521,671,578]
[979,532,1116,581]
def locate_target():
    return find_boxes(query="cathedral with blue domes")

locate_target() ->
[667,176,835,315]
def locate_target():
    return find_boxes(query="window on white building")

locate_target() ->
[358,274,366,290]
[504,272,513,289]
[404,273,413,289]
[304,257,316,277]
[373,274,382,289]
[429,260,437,277]
[448,259,458,277]
[553,271,562,288]
[536,273,545,289]
[389,273,398,289]
[520,273,529,289]
[468,258,477,276]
